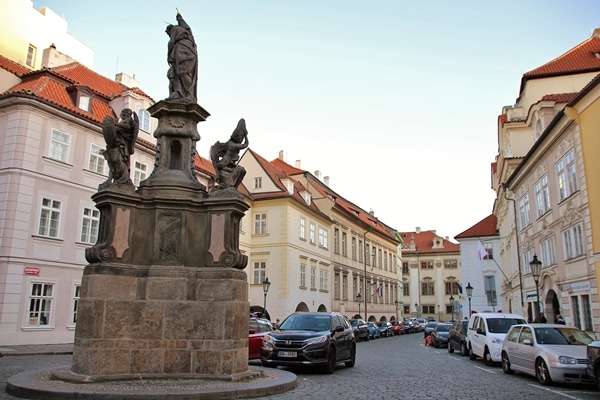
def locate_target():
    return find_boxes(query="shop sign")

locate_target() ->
[24,266,40,276]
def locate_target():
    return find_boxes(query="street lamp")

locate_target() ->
[449,294,455,321]
[530,255,542,322]
[437,304,440,321]
[357,293,362,317]
[415,303,419,318]
[262,277,271,318]
[394,300,399,322]
[466,282,473,315]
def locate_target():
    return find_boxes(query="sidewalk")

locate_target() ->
[0,343,73,356]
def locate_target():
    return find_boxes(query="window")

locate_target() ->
[423,305,435,314]
[318,228,328,248]
[445,282,459,295]
[483,242,494,260]
[88,143,106,174]
[28,283,53,326]
[334,272,340,299]
[254,177,262,189]
[71,285,81,325]
[358,240,363,262]
[421,282,434,296]
[80,207,100,244]
[351,237,356,260]
[299,218,305,239]
[562,223,584,260]
[341,232,347,257]
[540,236,556,266]
[310,266,316,289]
[522,248,535,275]
[518,193,531,229]
[421,261,433,269]
[320,270,328,291]
[342,274,348,300]
[133,161,147,186]
[384,251,388,270]
[137,108,150,132]
[557,149,578,201]
[309,223,315,244]
[444,260,458,268]
[254,213,267,234]
[38,198,61,238]
[300,263,306,287]
[534,175,551,217]
[253,261,266,284]
[402,262,409,274]
[581,294,593,331]
[49,129,70,162]
[334,228,339,254]
[365,244,370,265]
[26,44,37,67]
[78,95,90,112]
[485,276,497,306]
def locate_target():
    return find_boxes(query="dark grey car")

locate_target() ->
[448,319,469,356]
[431,323,452,348]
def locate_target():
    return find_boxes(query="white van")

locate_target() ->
[467,312,526,366]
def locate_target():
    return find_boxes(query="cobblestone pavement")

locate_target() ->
[1,333,598,399]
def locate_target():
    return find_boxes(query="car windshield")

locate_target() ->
[426,323,437,328]
[487,318,527,333]
[534,327,594,345]
[436,324,451,332]
[279,314,332,332]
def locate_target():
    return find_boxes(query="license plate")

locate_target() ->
[278,351,297,358]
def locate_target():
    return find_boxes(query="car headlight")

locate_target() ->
[306,335,328,346]
[262,334,275,345]
[558,356,578,365]
[491,337,503,344]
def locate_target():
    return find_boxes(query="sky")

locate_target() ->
[31,0,600,239]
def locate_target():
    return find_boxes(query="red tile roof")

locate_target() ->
[0,54,32,76]
[399,230,460,254]
[454,214,498,240]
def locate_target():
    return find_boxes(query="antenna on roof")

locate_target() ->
[114,56,119,77]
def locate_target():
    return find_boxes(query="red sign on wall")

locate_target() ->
[24,266,40,276]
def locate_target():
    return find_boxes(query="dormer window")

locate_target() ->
[281,178,294,194]
[66,85,93,113]
[78,95,90,112]
[301,191,311,205]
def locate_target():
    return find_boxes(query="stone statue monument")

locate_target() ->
[210,118,248,195]
[101,108,138,186]
[166,11,198,104]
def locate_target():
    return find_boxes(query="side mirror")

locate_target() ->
[476,328,485,335]
[335,326,345,333]
[522,339,533,346]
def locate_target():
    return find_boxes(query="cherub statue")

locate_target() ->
[101,108,139,185]
[210,118,249,190]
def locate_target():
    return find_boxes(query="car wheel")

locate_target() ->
[344,343,356,368]
[483,347,494,366]
[469,345,477,360]
[501,351,514,374]
[460,341,468,357]
[536,358,552,385]
[322,346,336,374]
[448,341,454,353]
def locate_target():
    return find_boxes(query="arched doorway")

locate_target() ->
[317,304,328,312]
[295,302,309,312]
[544,289,560,323]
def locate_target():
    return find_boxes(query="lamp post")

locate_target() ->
[357,293,362,318]
[530,255,542,322]
[394,300,399,322]
[415,303,419,318]
[449,294,454,321]
[466,282,473,316]
[262,277,271,319]
[437,304,440,321]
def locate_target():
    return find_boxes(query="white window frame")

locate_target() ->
[320,269,328,291]
[253,261,266,284]
[71,284,81,326]
[78,95,90,112]
[254,177,262,189]
[49,129,70,163]
[133,161,147,186]
[557,149,578,202]
[137,108,150,132]
[38,197,61,238]
[80,207,100,244]
[562,223,584,260]
[88,143,106,174]
[540,236,556,266]
[26,44,37,67]
[309,223,315,244]
[254,213,267,234]
[27,282,54,327]
[534,174,551,217]
[518,193,531,229]
[318,227,328,248]
[299,217,306,239]
[300,263,306,287]
[522,248,535,275]
[310,266,316,289]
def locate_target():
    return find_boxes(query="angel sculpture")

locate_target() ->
[210,118,248,190]
[101,108,139,185]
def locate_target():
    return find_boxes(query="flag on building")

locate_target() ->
[477,240,488,269]
[456,282,463,294]
[376,286,383,298]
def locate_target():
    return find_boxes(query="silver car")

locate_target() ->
[501,323,594,385]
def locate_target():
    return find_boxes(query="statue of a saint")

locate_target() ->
[101,108,139,185]
[165,12,198,104]
[210,119,249,190]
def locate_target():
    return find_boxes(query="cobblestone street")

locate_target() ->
[1,333,598,399]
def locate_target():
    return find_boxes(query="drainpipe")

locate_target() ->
[503,184,525,311]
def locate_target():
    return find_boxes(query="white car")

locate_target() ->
[467,312,526,366]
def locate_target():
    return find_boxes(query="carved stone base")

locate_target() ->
[72,265,249,378]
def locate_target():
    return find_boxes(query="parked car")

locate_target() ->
[501,323,594,385]
[260,312,356,374]
[403,319,416,334]
[430,323,452,348]
[416,318,428,332]
[423,322,438,338]
[367,321,381,339]
[249,317,274,359]
[587,340,600,391]
[378,321,394,337]
[448,319,469,356]
[467,312,527,366]
[391,321,405,335]
[351,319,370,341]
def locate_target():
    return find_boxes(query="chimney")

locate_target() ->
[314,170,321,179]
[324,176,330,186]
[415,227,421,234]
[115,72,140,88]
[295,160,301,168]
[41,45,76,68]
[369,209,375,216]
[279,150,284,160]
